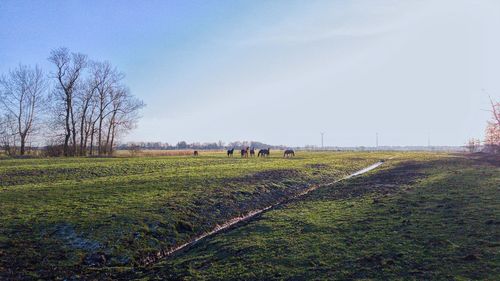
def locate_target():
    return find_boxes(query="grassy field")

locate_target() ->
[0,151,395,279]
[132,153,500,280]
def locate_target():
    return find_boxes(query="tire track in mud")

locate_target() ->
[141,160,387,266]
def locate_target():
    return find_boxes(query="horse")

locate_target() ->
[250,147,255,157]
[193,150,199,156]
[227,148,234,157]
[258,148,270,157]
[241,147,249,158]
[283,149,295,158]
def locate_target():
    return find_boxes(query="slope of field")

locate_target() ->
[138,154,500,280]
[0,151,393,279]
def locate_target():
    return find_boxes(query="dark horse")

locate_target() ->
[194,150,199,156]
[283,149,295,157]
[241,147,249,158]
[258,148,270,157]
[227,148,234,157]
[250,147,255,157]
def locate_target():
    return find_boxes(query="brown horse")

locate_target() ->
[241,147,249,158]
[250,147,255,157]
[194,150,199,156]
[258,148,270,157]
[283,149,294,158]
[227,148,234,157]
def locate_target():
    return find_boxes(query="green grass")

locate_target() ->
[138,154,500,280]
[0,151,397,279]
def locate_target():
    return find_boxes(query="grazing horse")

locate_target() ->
[193,150,199,156]
[227,148,234,157]
[250,147,255,157]
[283,149,295,158]
[241,147,249,158]
[258,148,270,157]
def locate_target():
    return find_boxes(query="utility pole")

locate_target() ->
[320,132,324,150]
[376,132,379,148]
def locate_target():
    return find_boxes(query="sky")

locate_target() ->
[1,0,499,147]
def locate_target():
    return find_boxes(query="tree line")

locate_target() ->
[0,47,144,157]
[119,140,289,151]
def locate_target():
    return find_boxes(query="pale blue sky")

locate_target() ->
[1,0,499,146]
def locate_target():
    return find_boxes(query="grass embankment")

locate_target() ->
[139,153,499,280]
[0,151,392,279]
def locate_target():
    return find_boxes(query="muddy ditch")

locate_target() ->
[137,161,386,266]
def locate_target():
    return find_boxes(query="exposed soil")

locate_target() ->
[466,152,500,167]
[303,161,427,203]
[305,163,330,170]
[223,169,304,185]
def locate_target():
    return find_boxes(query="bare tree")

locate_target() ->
[89,61,124,155]
[0,49,145,158]
[48,48,87,156]
[76,66,101,156]
[489,97,500,127]
[0,114,18,155]
[218,140,225,148]
[128,144,142,157]
[0,65,46,155]
[106,88,144,155]
[83,97,99,155]
[484,98,500,154]
[70,60,143,156]
[465,138,480,153]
